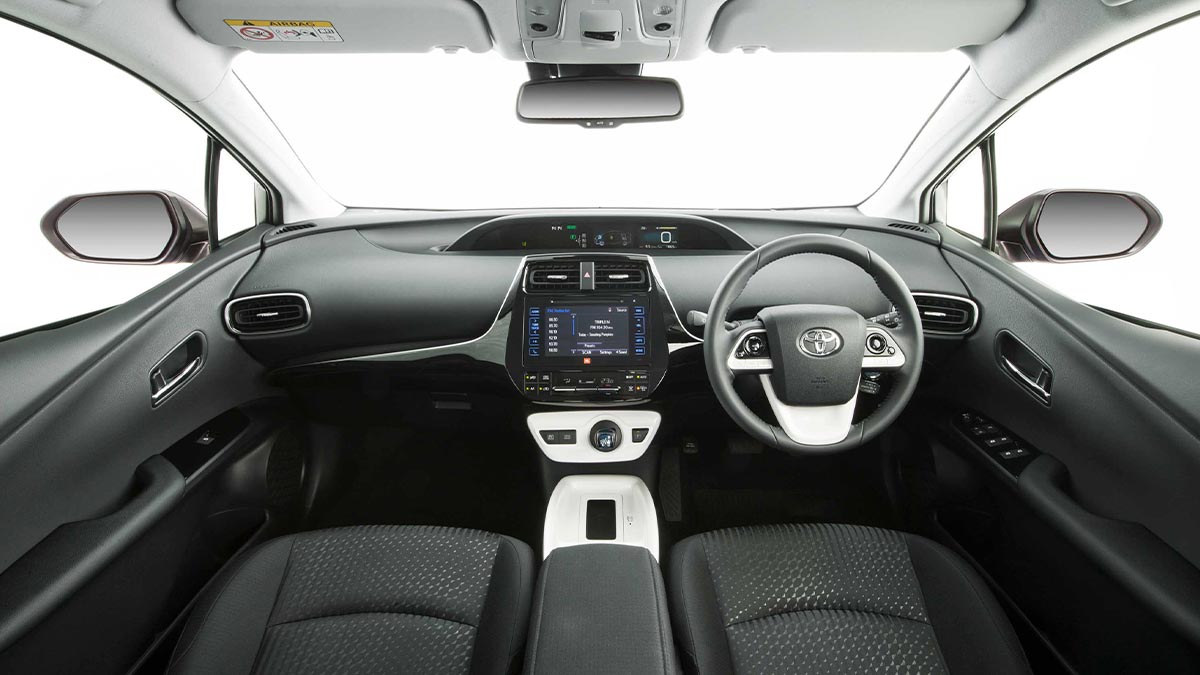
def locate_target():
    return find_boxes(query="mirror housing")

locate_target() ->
[517,75,683,127]
[41,191,210,265]
[996,189,1162,263]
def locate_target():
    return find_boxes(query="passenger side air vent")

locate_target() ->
[527,263,581,291]
[225,293,310,335]
[913,293,978,335]
[594,261,651,291]
[888,222,929,234]
[273,223,316,235]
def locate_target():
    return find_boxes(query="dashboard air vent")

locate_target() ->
[913,293,978,335]
[527,263,581,291]
[225,293,310,334]
[888,222,929,234]
[594,261,651,291]
[273,223,315,235]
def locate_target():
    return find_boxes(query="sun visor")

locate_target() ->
[709,0,1026,53]
[176,0,493,53]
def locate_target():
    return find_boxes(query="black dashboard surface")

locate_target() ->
[232,209,967,366]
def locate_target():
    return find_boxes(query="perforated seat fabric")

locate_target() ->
[167,526,535,675]
[668,524,1031,675]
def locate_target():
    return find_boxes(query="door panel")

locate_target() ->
[0,235,289,667]
[926,230,1200,670]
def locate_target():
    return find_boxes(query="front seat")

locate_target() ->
[167,525,534,675]
[669,524,1030,675]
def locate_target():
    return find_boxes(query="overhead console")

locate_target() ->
[505,255,687,404]
[446,213,752,252]
[520,0,682,63]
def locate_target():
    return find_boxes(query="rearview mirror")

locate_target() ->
[41,191,210,265]
[996,190,1162,263]
[517,76,683,127]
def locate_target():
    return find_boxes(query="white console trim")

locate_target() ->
[528,410,662,463]
[543,475,660,560]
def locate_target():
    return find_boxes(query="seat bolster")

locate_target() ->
[668,534,736,675]
[469,534,535,675]
[905,534,1031,675]
[167,537,294,675]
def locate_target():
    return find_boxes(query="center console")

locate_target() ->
[505,256,675,403]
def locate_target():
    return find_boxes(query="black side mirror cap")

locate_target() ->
[41,191,210,265]
[996,189,1161,263]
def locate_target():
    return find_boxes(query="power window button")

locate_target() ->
[999,446,1029,460]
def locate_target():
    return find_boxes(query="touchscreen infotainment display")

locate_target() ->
[525,298,649,365]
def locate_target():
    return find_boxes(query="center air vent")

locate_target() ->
[594,261,651,291]
[225,293,310,335]
[913,293,978,335]
[527,263,582,291]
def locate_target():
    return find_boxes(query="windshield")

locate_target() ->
[235,51,966,209]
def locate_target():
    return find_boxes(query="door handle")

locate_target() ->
[996,330,1052,404]
[1001,355,1052,401]
[150,332,205,406]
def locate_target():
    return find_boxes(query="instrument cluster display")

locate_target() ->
[460,218,746,251]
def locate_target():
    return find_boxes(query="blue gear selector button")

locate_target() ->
[589,421,622,452]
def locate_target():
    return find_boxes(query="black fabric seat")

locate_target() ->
[168,525,535,675]
[669,524,1031,675]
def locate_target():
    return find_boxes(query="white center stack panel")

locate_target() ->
[543,475,661,559]
[528,410,661,463]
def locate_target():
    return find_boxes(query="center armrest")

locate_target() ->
[524,544,678,675]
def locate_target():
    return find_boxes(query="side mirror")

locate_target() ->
[41,191,210,265]
[996,190,1161,263]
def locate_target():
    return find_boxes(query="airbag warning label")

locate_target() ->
[225,20,343,43]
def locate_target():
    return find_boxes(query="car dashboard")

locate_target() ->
[222,208,979,406]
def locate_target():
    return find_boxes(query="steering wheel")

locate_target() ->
[704,234,923,454]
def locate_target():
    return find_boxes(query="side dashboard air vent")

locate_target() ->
[225,293,310,335]
[913,293,978,335]
[273,223,316,236]
[526,263,581,291]
[888,222,929,234]
[594,261,651,291]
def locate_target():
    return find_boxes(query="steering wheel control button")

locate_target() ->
[590,422,622,452]
[632,427,650,443]
[743,333,768,357]
[865,333,888,355]
[798,328,843,358]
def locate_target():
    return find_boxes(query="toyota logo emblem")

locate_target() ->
[798,328,843,357]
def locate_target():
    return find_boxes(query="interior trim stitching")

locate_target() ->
[698,536,740,672]
[265,609,480,631]
[900,537,952,672]
[248,536,299,673]
[918,537,1033,671]
[166,539,274,669]
[645,548,671,674]
[491,536,524,665]
[725,606,934,630]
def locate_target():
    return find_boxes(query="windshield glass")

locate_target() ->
[235,51,966,209]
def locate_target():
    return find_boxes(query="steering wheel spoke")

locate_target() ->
[760,374,857,446]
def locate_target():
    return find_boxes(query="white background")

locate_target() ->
[1,15,1197,337]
